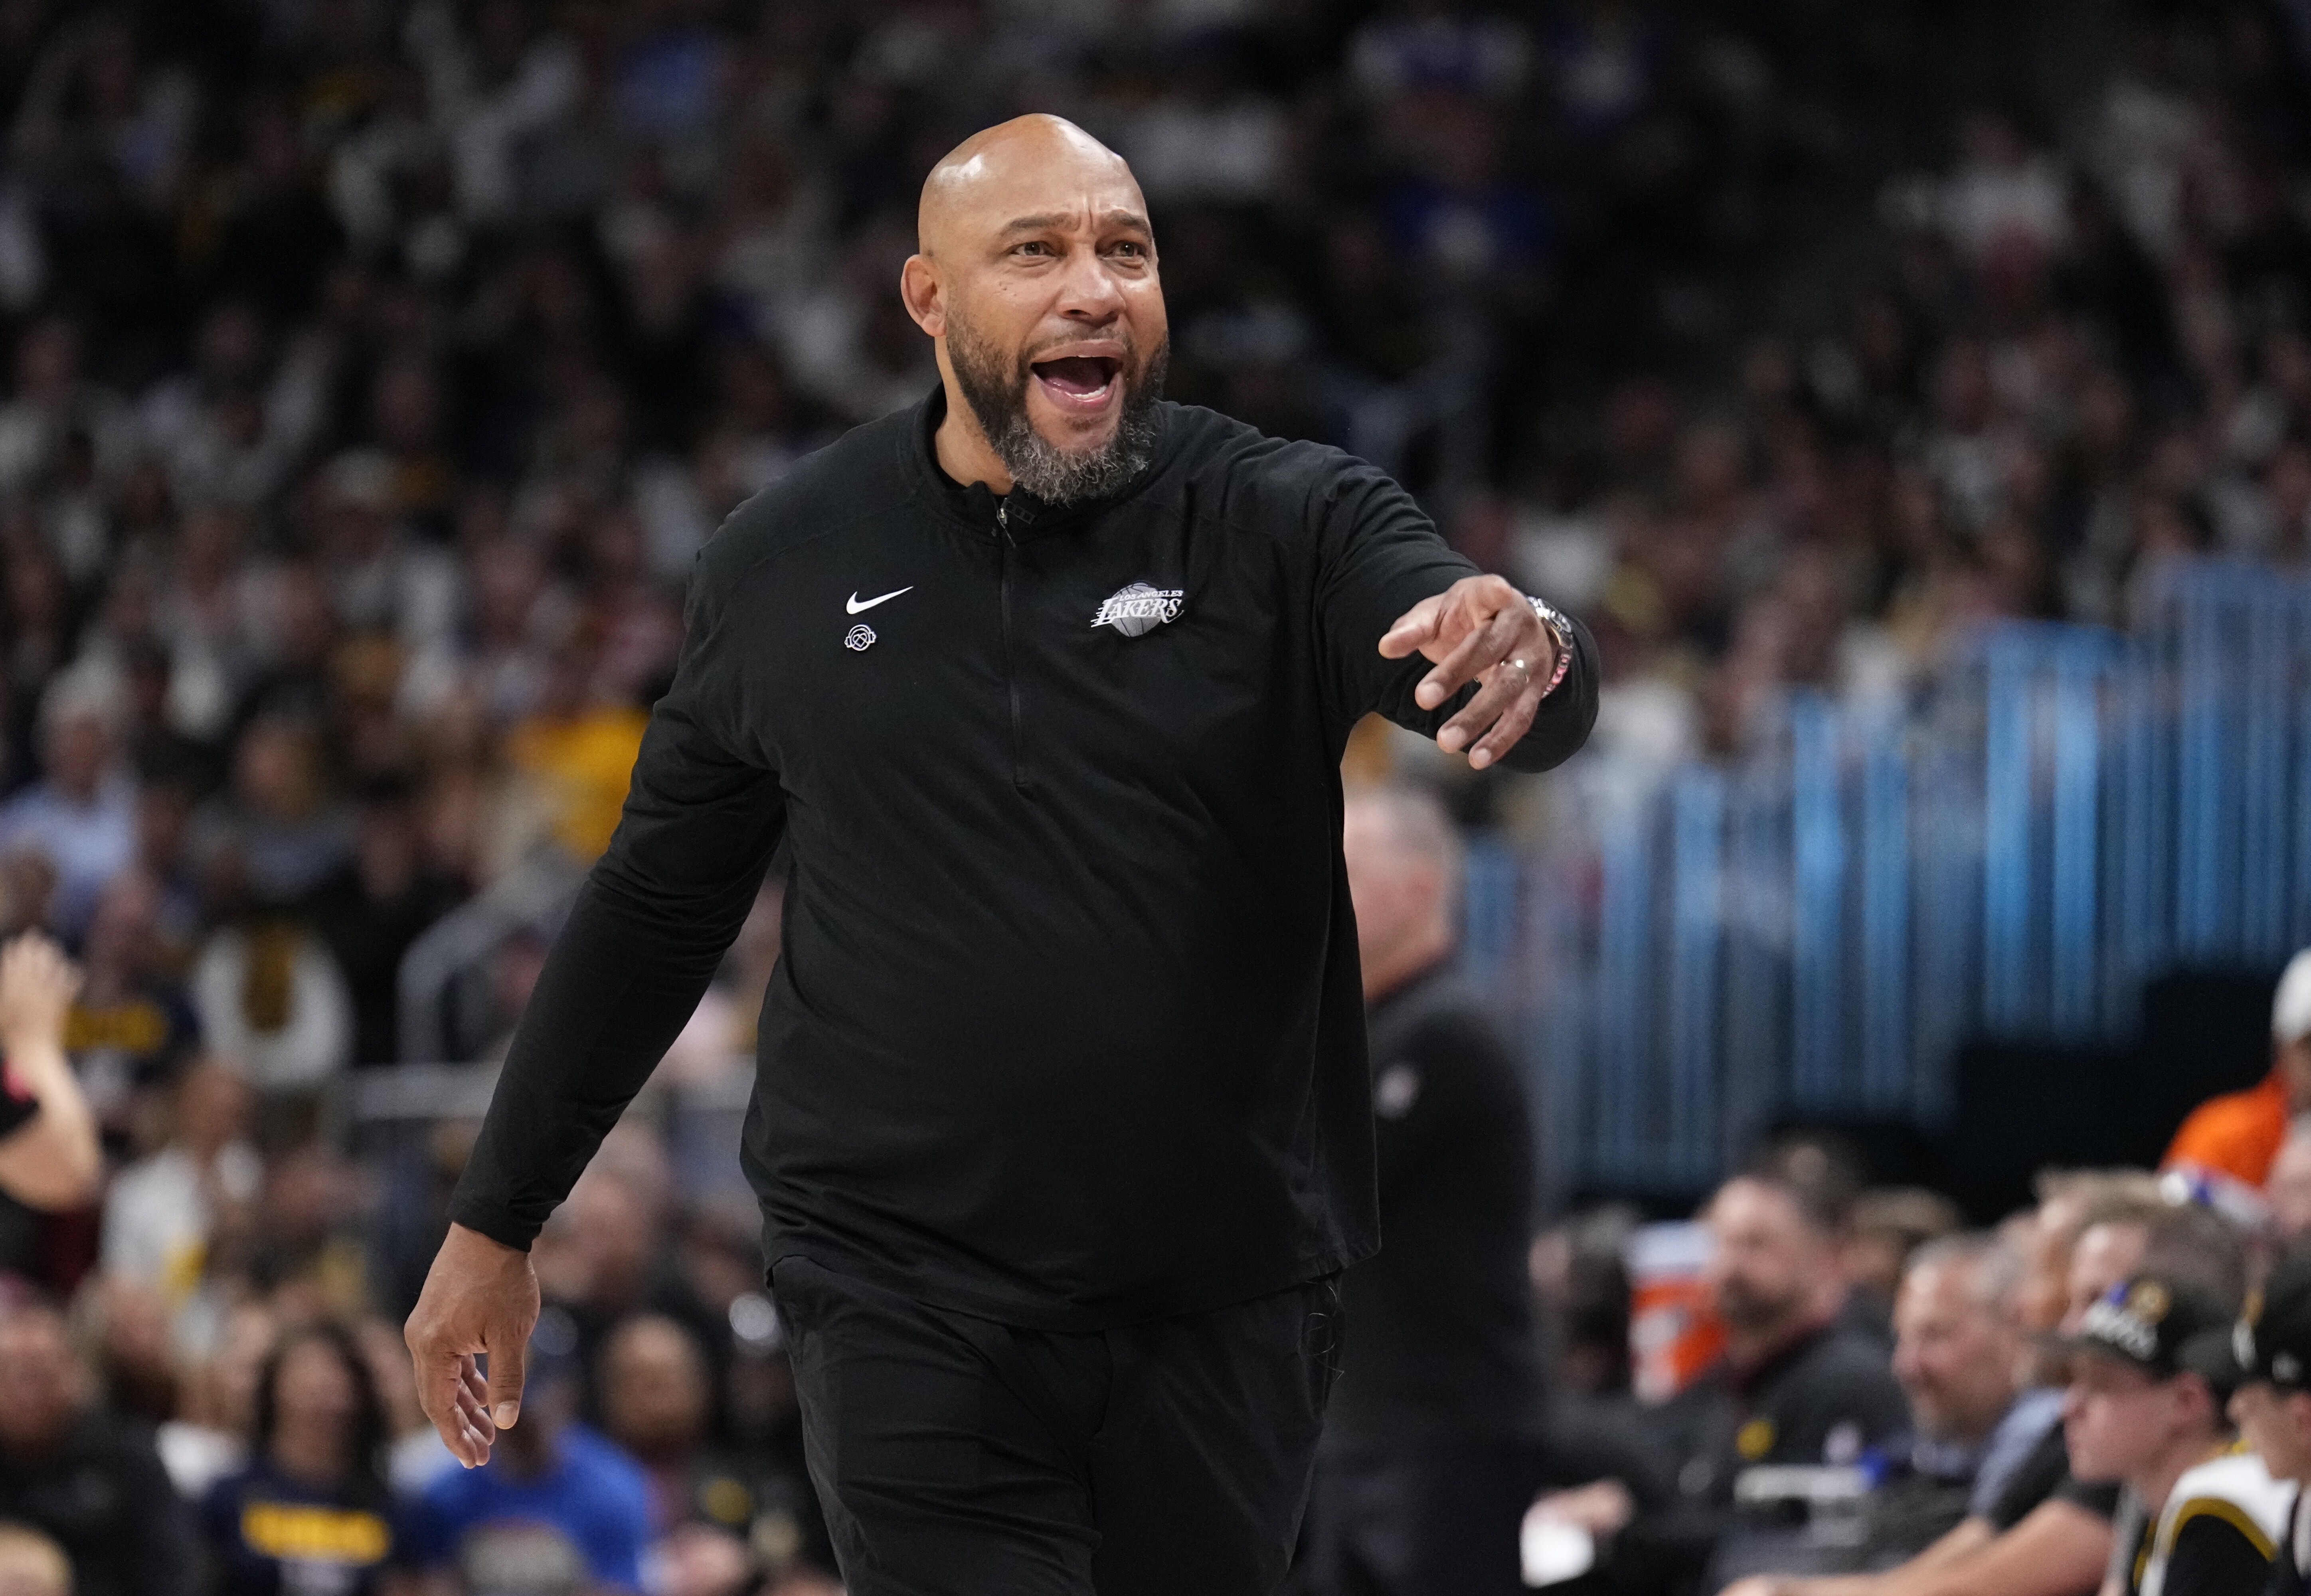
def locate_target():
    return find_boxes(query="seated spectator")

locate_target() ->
[71,1273,180,1426]
[188,715,354,911]
[0,1522,71,1596]
[0,1299,194,1596]
[597,1314,717,1537]
[311,780,460,1067]
[65,869,202,1142]
[100,1059,259,1313]
[1875,1235,2060,1547]
[594,1306,828,1588]
[0,670,136,940]
[528,1152,721,1426]
[401,1372,651,1594]
[158,1299,277,1501]
[188,910,353,1141]
[0,932,98,1215]
[1631,1169,1910,1588]
[498,643,648,869]
[2163,946,2311,1191]
[2062,1271,2286,1594]
[198,1321,415,1594]
[2227,1245,2311,1594]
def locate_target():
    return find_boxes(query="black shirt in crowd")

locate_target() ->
[0,1412,196,1596]
[1322,962,1540,1449]
[1618,1319,1910,1592]
[451,390,1598,1330]
[1981,1418,2095,1531]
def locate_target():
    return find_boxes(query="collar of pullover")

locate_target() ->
[905,385,1169,542]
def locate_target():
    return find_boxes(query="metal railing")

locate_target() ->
[1524,557,2311,1201]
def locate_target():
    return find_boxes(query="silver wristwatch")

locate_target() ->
[1524,594,1575,699]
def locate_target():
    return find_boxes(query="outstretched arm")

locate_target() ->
[1313,460,1597,773]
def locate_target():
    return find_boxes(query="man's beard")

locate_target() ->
[948,320,1168,508]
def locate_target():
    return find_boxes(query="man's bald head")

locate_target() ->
[900,114,1168,506]
[918,116,1142,257]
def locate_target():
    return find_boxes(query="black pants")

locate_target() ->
[769,1255,1343,1596]
[1295,1438,1539,1596]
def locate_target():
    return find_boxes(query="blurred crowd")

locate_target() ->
[0,0,2299,1591]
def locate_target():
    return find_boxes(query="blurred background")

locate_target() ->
[0,0,2304,1592]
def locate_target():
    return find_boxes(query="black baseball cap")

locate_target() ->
[2065,1274,2236,1384]
[2232,1248,2311,1390]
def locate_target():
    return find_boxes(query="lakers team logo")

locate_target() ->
[1091,583,1184,637]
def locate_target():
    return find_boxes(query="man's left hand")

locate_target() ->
[1379,574,1559,770]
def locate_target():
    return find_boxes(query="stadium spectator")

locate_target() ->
[400,1369,651,1594]
[158,1299,277,1502]
[1879,1236,2059,1539]
[2061,1271,2285,1595]
[65,867,201,1136]
[198,1321,414,1594]
[187,907,353,1139]
[0,670,133,940]
[2228,1246,2311,1595]
[0,1298,194,1596]
[595,1313,716,1537]
[2164,947,2311,1191]
[1633,1169,1908,1589]
[99,1059,257,1314]
[1299,784,1541,1596]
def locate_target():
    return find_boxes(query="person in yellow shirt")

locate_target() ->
[502,647,649,865]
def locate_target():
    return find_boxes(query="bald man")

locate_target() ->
[407,115,1597,1595]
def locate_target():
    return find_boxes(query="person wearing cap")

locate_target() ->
[2164,948,2311,1192]
[2227,1248,2311,1595]
[2062,1272,2289,1596]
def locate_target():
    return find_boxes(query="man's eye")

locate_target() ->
[1112,241,1145,258]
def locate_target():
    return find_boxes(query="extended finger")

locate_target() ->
[1438,650,1531,755]
[454,1357,496,1441]
[1465,671,1542,769]
[1421,602,1520,715]
[1378,595,1444,660]
[416,1348,489,1468]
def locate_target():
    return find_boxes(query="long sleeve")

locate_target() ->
[450,566,787,1250]
[1311,460,1598,772]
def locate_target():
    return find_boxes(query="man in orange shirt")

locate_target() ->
[2163,947,2311,1189]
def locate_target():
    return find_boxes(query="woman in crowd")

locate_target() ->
[198,1320,414,1596]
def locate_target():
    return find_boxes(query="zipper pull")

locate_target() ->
[996,500,1008,535]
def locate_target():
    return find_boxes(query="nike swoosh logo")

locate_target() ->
[846,587,913,614]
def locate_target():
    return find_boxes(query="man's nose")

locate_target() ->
[1053,248,1126,321]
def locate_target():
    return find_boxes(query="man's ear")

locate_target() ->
[900,254,945,338]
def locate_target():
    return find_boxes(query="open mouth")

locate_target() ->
[1030,355,1122,413]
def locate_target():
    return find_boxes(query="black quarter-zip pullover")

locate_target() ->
[451,390,1597,1330]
